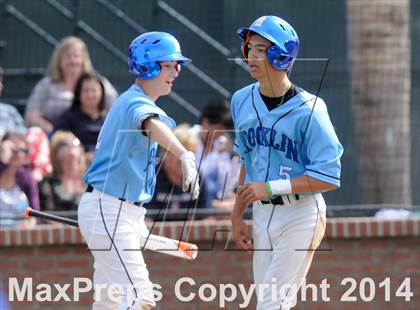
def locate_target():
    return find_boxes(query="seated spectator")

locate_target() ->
[24,127,52,182]
[146,124,210,221]
[25,36,117,134]
[54,71,106,160]
[0,65,26,140]
[0,133,38,228]
[190,99,240,203]
[39,131,86,213]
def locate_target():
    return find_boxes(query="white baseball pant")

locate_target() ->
[78,188,155,310]
[252,193,326,310]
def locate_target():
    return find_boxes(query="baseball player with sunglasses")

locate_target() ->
[78,32,200,309]
[230,16,343,309]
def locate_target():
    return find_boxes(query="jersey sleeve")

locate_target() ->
[303,102,343,187]
[129,98,176,132]
[230,92,246,164]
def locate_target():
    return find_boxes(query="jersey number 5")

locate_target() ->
[280,165,292,179]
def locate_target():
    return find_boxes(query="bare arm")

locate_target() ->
[237,175,337,206]
[231,165,247,219]
[230,165,253,251]
[143,117,200,199]
[291,175,337,193]
[143,117,187,157]
[25,112,53,133]
[25,78,54,133]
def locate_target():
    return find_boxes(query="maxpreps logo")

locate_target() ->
[240,126,299,163]
[8,277,163,303]
[9,278,94,302]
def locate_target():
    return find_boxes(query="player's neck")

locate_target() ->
[258,74,291,98]
[136,79,159,101]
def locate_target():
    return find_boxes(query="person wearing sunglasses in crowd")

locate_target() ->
[0,132,39,227]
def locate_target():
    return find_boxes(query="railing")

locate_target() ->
[157,0,247,71]
[92,0,201,117]
[3,204,419,223]
[157,0,248,98]
[95,0,146,33]
[95,0,230,100]
[3,0,201,117]
[2,68,45,76]
[5,4,58,46]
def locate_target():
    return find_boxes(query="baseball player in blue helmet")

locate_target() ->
[230,16,343,309]
[78,32,199,309]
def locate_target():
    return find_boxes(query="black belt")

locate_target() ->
[85,184,142,207]
[261,194,300,206]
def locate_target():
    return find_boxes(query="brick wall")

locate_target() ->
[1,218,419,309]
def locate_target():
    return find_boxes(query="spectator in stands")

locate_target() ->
[190,99,240,204]
[0,65,26,140]
[146,124,210,221]
[1,66,50,182]
[0,132,38,227]
[24,127,52,182]
[54,71,106,160]
[39,131,86,213]
[25,36,117,134]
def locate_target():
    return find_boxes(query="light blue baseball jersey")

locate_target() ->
[231,82,343,188]
[84,84,175,202]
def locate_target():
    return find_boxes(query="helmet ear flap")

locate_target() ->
[267,45,295,72]
[135,61,161,79]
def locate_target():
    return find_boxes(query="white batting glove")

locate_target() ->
[180,151,200,200]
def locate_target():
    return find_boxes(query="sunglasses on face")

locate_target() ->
[57,139,81,149]
[12,148,29,154]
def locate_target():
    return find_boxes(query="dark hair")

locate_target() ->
[72,71,106,112]
[0,65,3,79]
[199,99,231,125]
[2,132,24,142]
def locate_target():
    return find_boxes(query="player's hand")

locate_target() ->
[237,182,269,205]
[231,217,253,252]
[180,151,200,200]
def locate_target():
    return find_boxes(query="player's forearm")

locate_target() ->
[231,165,247,219]
[231,197,248,220]
[290,175,337,193]
[143,117,187,158]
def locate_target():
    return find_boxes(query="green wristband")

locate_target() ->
[266,181,273,196]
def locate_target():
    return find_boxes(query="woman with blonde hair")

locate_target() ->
[25,36,117,133]
[39,131,86,213]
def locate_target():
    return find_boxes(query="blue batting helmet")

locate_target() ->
[128,32,191,79]
[237,16,299,72]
